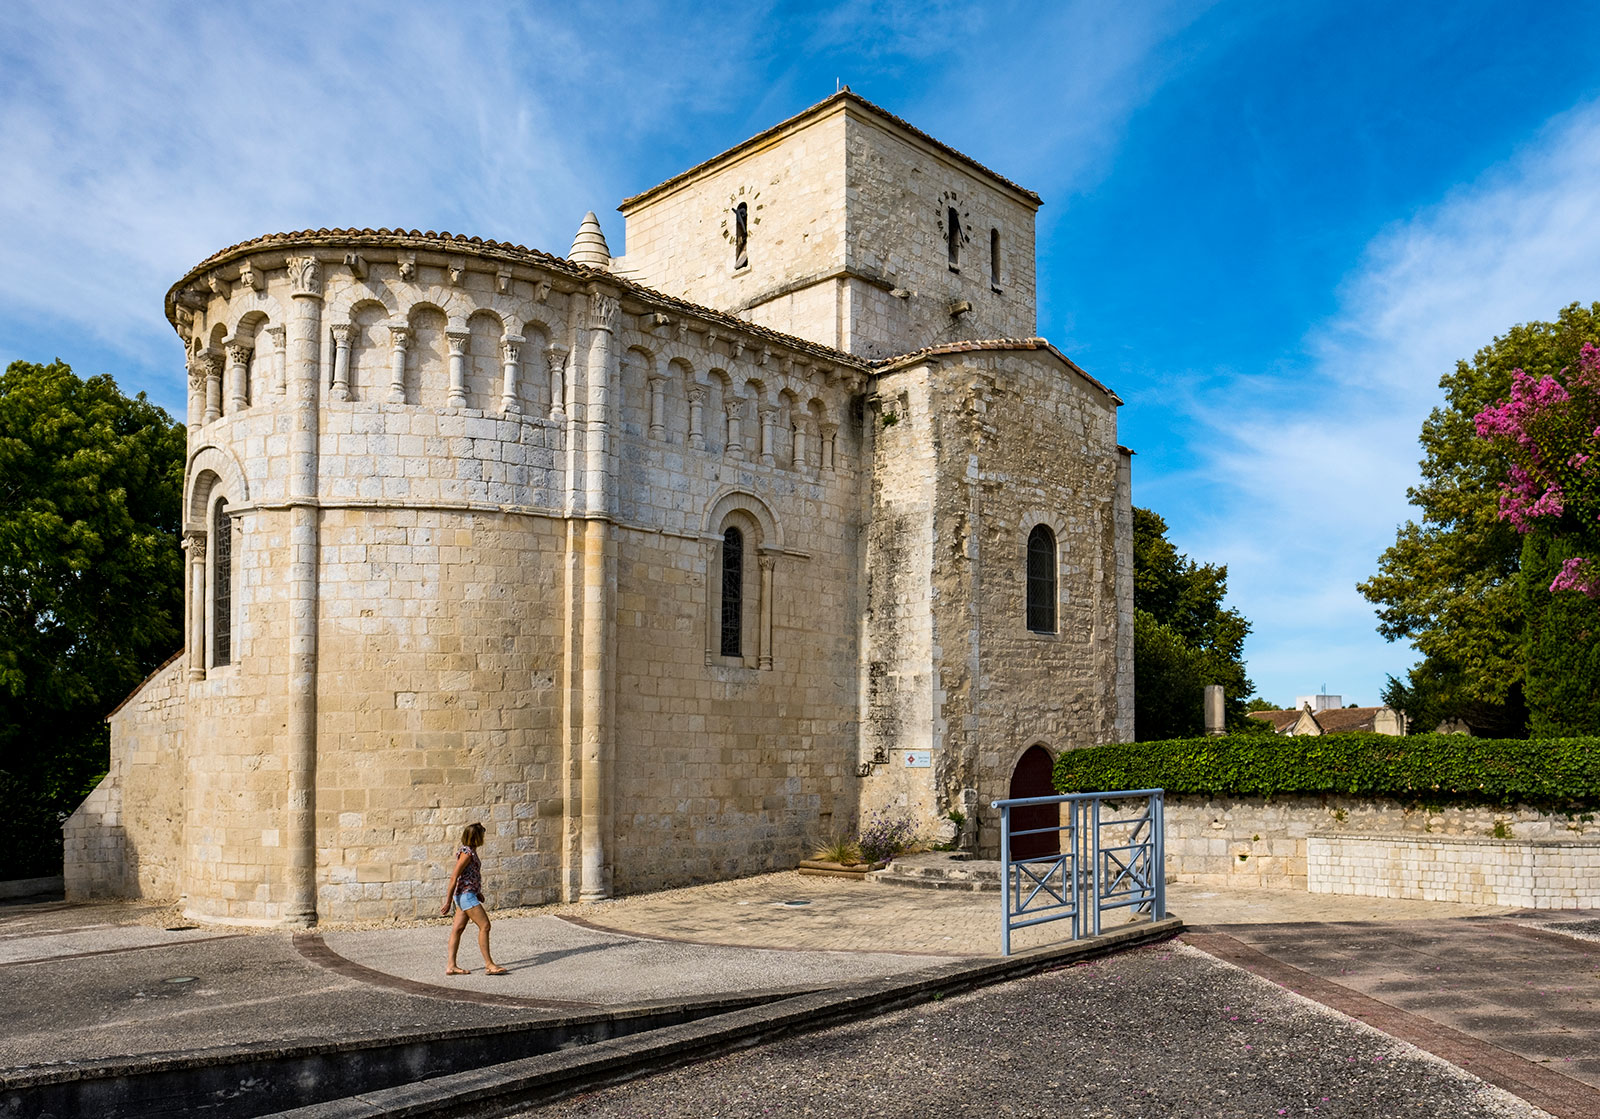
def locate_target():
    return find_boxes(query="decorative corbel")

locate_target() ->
[447,259,466,285]
[238,260,266,292]
[729,339,744,362]
[397,253,417,281]
[676,320,690,344]
[647,312,671,333]
[343,252,368,280]
[533,278,552,303]
[176,288,209,311]
[757,346,770,367]
[496,266,513,294]
[207,273,229,298]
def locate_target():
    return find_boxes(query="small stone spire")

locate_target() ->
[569,212,612,270]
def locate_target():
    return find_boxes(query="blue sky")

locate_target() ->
[4,1,1600,706]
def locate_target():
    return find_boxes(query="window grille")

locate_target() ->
[1026,524,1056,633]
[213,498,232,665]
[720,527,743,656]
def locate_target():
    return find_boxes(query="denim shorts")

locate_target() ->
[455,890,483,911]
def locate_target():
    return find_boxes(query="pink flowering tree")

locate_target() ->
[1474,342,1600,596]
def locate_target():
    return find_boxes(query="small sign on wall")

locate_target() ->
[903,750,931,768]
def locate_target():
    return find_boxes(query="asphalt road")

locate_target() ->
[526,941,1550,1119]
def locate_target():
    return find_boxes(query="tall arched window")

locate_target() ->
[733,203,749,270]
[947,207,962,269]
[990,228,1002,288]
[212,498,232,665]
[1026,524,1055,634]
[720,527,743,656]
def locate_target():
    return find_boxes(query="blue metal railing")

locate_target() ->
[990,788,1166,956]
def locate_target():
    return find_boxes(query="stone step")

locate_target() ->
[870,855,1004,893]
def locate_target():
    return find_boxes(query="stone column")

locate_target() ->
[183,531,206,680]
[284,254,323,928]
[500,335,523,415]
[758,553,775,670]
[687,386,706,450]
[647,375,665,440]
[387,326,409,404]
[820,422,838,472]
[265,325,287,399]
[758,406,776,466]
[724,401,745,460]
[329,324,354,402]
[792,418,811,472]
[226,343,252,413]
[446,330,469,408]
[186,352,209,432]
[579,289,618,903]
[202,353,222,425]
[548,345,568,419]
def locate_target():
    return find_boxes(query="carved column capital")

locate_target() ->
[329,322,357,346]
[687,385,707,405]
[757,552,776,574]
[445,330,470,354]
[182,529,207,560]
[388,325,411,350]
[588,291,619,333]
[187,352,216,390]
[724,399,744,419]
[501,337,521,365]
[546,344,570,375]
[226,342,252,364]
[286,256,322,297]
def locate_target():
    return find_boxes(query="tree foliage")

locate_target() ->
[1359,302,1600,735]
[1132,507,1254,739]
[1520,529,1600,736]
[0,360,186,877]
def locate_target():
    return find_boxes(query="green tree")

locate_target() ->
[1132,507,1255,739]
[1520,529,1600,735]
[0,360,186,877]
[1359,302,1600,736]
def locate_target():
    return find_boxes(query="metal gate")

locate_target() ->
[990,788,1166,956]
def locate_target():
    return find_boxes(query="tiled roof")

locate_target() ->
[164,228,871,373]
[872,337,1121,404]
[1310,707,1384,733]
[1248,709,1302,732]
[619,89,1043,211]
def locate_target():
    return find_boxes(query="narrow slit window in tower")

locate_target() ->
[213,498,232,665]
[1026,524,1056,634]
[990,228,1001,288]
[947,207,961,269]
[733,203,749,270]
[720,527,743,656]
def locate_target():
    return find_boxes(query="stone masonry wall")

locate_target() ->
[66,654,185,900]
[1308,833,1600,908]
[1165,794,1598,890]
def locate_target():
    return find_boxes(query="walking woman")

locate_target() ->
[442,821,508,975]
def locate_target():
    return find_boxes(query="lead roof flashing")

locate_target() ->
[618,89,1043,212]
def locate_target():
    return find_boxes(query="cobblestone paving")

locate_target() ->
[526,942,1552,1119]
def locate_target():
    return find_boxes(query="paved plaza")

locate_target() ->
[3,875,1597,1117]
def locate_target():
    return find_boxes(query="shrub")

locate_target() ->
[858,810,918,863]
[1051,733,1600,809]
[811,835,863,865]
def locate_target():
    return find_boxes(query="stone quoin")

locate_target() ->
[64,91,1134,926]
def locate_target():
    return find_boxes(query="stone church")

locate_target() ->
[65,91,1134,926]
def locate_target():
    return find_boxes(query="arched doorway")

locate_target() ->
[1008,745,1060,859]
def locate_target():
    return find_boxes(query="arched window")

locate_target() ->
[990,228,1001,288]
[720,526,743,656]
[733,203,749,270]
[947,207,962,269]
[1026,524,1055,634]
[212,498,232,665]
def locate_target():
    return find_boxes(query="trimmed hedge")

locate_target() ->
[1051,734,1600,809]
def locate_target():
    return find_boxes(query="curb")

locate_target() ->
[266,916,1182,1118]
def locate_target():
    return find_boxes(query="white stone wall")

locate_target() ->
[1164,795,1598,891]
[1309,833,1600,908]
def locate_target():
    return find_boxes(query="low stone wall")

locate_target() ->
[1308,833,1600,908]
[1163,795,1596,891]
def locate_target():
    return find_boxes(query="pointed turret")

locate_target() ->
[569,212,612,270]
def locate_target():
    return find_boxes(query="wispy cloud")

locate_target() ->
[1176,97,1600,703]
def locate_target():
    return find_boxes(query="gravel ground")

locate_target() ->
[526,942,1552,1119]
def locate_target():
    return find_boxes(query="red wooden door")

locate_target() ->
[1008,745,1060,859]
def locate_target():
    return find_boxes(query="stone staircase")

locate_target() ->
[870,851,1002,892]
